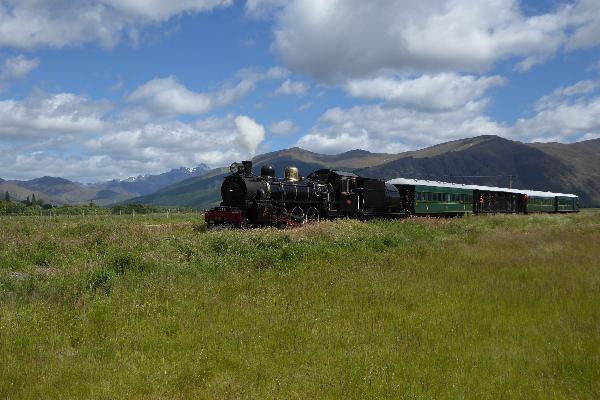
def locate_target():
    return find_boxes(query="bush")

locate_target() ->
[108,252,154,274]
[86,269,113,295]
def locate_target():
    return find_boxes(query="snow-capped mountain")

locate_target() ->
[0,163,211,205]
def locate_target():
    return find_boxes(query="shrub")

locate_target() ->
[86,269,113,295]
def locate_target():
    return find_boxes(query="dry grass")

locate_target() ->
[1,211,599,399]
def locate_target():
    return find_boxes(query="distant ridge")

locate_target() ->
[358,135,599,204]
[127,135,600,208]
[0,164,210,205]
[4,136,599,207]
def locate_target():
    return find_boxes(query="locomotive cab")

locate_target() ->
[306,169,405,219]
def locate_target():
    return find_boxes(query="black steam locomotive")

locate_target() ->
[205,160,405,228]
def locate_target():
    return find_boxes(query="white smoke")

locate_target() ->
[234,115,265,156]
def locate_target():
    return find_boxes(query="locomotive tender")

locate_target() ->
[205,161,579,228]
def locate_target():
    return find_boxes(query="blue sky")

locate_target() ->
[0,0,599,182]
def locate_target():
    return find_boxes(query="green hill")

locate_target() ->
[359,136,600,206]
[124,135,600,208]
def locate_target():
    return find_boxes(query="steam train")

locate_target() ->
[204,161,579,228]
[205,160,405,228]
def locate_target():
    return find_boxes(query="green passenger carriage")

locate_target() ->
[387,178,579,216]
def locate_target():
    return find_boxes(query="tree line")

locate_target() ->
[1,191,192,215]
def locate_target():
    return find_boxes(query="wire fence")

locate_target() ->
[0,209,205,219]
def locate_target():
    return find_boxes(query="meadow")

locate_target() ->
[0,211,599,399]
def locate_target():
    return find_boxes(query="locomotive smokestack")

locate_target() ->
[242,160,252,175]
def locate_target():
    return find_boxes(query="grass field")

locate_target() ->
[1,211,599,399]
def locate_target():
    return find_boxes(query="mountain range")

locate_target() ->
[126,135,600,207]
[3,135,599,208]
[0,164,209,206]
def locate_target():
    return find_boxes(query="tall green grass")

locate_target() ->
[1,212,599,399]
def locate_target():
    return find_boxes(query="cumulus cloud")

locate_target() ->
[269,119,298,135]
[257,0,600,82]
[512,81,600,142]
[296,101,505,154]
[0,0,232,49]
[128,67,287,116]
[0,55,40,89]
[0,91,109,139]
[565,0,600,50]
[345,73,505,111]
[0,115,264,182]
[297,76,600,154]
[0,84,271,181]
[535,80,600,111]
[85,117,245,167]
[273,79,308,96]
[101,0,232,20]
[128,76,253,116]
[0,150,117,182]
[245,0,286,18]
[234,115,265,156]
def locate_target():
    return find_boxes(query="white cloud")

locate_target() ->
[234,115,265,156]
[298,130,372,155]
[345,73,505,111]
[101,0,232,20]
[86,117,243,166]
[127,76,253,116]
[297,101,505,154]
[0,0,232,49]
[245,0,286,18]
[296,102,312,112]
[128,67,287,116]
[0,150,117,182]
[565,0,600,50]
[32,115,261,181]
[259,0,600,82]
[535,80,600,111]
[296,70,509,153]
[297,76,600,154]
[274,79,308,96]
[0,55,40,89]
[236,66,289,81]
[0,91,109,139]
[513,96,600,142]
[269,119,298,135]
